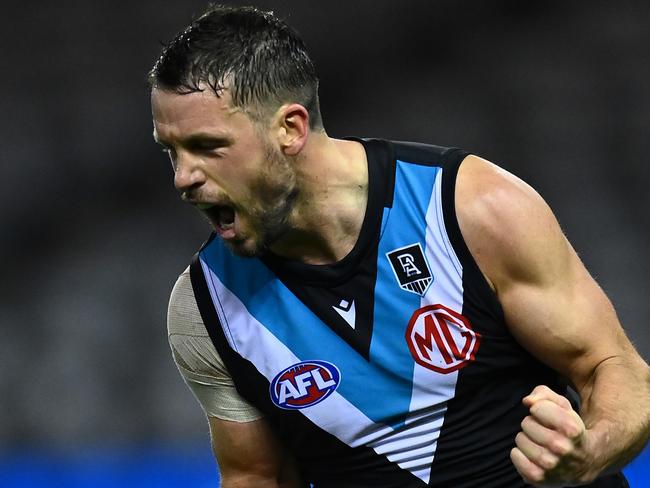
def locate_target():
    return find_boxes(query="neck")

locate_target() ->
[269,133,368,265]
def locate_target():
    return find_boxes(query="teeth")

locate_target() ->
[196,202,215,210]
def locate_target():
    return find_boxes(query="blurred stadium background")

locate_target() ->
[1,0,648,486]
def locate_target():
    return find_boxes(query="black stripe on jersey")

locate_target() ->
[189,253,428,488]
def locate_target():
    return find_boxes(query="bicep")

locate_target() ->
[497,234,630,391]
[209,416,303,488]
[456,155,636,390]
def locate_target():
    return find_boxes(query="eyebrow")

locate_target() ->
[185,133,233,148]
[152,132,233,149]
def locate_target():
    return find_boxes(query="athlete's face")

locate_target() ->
[151,87,297,257]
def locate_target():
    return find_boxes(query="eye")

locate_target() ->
[192,143,225,155]
[186,136,232,155]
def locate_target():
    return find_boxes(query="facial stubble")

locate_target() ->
[224,140,298,258]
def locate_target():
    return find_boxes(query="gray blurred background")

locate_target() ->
[1,0,648,455]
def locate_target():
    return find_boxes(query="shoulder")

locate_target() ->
[455,154,569,292]
[452,155,643,389]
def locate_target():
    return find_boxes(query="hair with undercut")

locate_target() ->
[149,4,323,129]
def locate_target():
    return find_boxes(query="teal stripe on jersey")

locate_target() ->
[200,242,405,424]
[371,161,440,428]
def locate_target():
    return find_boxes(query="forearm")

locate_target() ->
[579,356,650,476]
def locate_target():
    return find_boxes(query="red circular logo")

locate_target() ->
[405,304,480,373]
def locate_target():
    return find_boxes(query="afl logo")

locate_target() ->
[405,304,481,374]
[270,360,341,410]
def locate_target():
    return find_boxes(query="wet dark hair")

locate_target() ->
[149,4,322,129]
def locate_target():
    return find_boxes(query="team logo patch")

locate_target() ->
[386,243,433,295]
[270,360,341,410]
[405,304,480,374]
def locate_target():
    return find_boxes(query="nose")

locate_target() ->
[173,152,206,193]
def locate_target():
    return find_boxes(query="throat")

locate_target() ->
[270,201,367,265]
[271,232,357,265]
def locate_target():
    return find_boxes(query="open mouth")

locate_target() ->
[196,203,236,233]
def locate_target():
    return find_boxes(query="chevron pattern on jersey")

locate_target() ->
[198,157,471,483]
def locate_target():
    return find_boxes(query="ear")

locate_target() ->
[275,103,310,156]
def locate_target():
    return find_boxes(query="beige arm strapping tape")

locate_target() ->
[167,268,263,422]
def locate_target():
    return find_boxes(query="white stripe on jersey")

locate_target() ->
[391,167,466,484]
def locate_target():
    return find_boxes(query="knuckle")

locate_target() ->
[537,452,559,471]
[533,385,550,395]
[532,398,550,410]
[560,396,573,409]
[563,421,583,440]
[549,437,572,456]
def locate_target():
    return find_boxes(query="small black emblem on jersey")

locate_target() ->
[386,243,433,296]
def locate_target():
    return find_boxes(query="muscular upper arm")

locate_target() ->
[208,415,303,488]
[455,155,643,393]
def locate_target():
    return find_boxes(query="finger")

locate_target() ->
[528,399,585,440]
[521,415,575,457]
[510,447,546,486]
[524,385,573,411]
[515,431,560,472]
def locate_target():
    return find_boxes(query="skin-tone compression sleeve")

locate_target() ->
[167,268,263,422]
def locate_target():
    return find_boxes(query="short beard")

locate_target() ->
[226,139,298,258]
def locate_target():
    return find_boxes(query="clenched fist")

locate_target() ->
[510,385,597,486]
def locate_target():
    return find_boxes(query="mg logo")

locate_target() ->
[270,360,341,410]
[405,304,480,374]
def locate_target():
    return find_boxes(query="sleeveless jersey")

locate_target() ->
[188,139,628,488]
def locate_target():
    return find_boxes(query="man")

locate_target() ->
[150,5,649,487]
